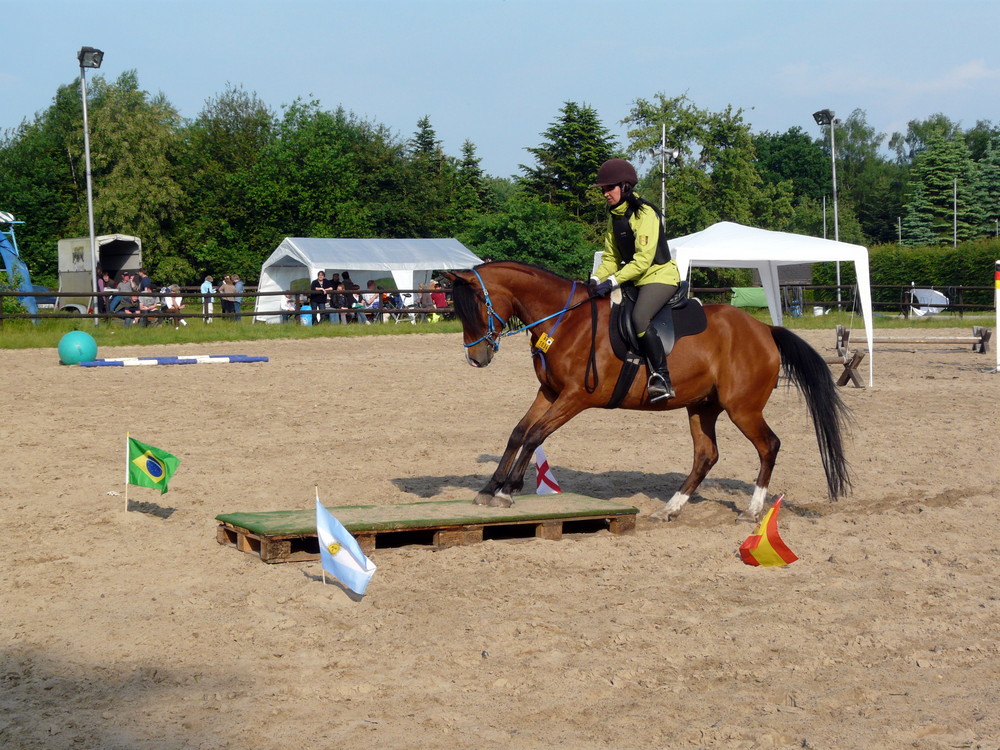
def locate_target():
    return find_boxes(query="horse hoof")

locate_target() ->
[473,492,494,506]
[489,492,513,508]
[735,511,761,524]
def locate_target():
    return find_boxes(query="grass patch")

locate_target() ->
[0,317,464,351]
[1,308,992,351]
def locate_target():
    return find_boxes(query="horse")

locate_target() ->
[442,261,852,522]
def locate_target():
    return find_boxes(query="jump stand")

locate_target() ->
[836,324,992,356]
[216,494,639,563]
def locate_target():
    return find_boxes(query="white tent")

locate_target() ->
[670,221,874,385]
[254,237,483,322]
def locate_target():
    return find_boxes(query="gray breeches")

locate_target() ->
[632,283,678,333]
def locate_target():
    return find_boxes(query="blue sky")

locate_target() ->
[3,0,1000,178]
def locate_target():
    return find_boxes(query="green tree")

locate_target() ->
[976,139,1000,233]
[964,120,999,162]
[403,116,462,236]
[0,83,93,280]
[459,191,595,278]
[248,100,388,243]
[890,113,961,164]
[754,126,828,200]
[623,93,793,236]
[84,70,185,276]
[835,110,903,244]
[174,84,276,282]
[519,101,618,227]
[456,139,491,217]
[901,132,984,245]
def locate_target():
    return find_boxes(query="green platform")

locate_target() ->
[216,494,639,563]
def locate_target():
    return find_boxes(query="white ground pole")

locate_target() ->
[995,260,999,373]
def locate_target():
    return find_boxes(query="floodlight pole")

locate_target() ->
[79,47,103,325]
[814,109,841,304]
[650,124,679,230]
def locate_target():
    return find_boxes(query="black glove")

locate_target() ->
[590,280,613,298]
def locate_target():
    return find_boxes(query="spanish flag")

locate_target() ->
[739,495,798,566]
[127,437,180,494]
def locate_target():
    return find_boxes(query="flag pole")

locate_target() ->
[316,485,326,585]
[124,432,130,514]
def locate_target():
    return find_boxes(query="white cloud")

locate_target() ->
[779,59,1000,97]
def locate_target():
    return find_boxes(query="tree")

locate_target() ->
[409,115,440,157]
[402,116,462,236]
[519,101,618,227]
[459,191,595,278]
[976,138,1000,232]
[964,120,999,162]
[834,110,903,243]
[456,139,491,217]
[754,126,828,200]
[890,113,961,164]
[622,93,793,236]
[247,100,388,244]
[174,84,276,282]
[83,70,185,276]
[0,82,83,281]
[901,132,984,245]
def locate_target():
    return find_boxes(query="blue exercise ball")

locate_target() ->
[58,330,98,365]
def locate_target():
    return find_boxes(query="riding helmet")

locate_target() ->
[593,158,638,188]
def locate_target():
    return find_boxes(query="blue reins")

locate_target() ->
[462,268,585,353]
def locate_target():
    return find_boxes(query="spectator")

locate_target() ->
[233,274,245,322]
[281,294,297,323]
[165,285,187,328]
[328,283,347,324]
[414,282,433,323]
[217,275,237,317]
[430,281,449,323]
[349,285,370,324]
[96,269,111,314]
[362,280,380,323]
[200,275,215,323]
[110,271,135,314]
[138,286,161,327]
[309,271,332,324]
[135,268,152,293]
[341,271,353,289]
[119,294,141,327]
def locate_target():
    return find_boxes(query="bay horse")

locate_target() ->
[443,261,852,522]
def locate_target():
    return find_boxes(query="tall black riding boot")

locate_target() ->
[638,327,675,402]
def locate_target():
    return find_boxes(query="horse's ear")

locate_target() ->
[442,270,470,285]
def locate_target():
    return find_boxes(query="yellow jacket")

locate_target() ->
[593,198,680,287]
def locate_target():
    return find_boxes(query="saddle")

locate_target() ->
[603,281,707,408]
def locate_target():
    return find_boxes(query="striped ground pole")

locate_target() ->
[79,355,268,367]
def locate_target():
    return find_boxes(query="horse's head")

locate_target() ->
[442,267,513,368]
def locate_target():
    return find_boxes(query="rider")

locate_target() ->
[589,158,680,402]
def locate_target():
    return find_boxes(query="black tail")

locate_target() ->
[771,327,853,499]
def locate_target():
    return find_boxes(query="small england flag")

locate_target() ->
[534,445,562,494]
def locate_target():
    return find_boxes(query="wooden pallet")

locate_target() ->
[216,493,638,564]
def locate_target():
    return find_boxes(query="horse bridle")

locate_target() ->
[463,268,509,352]
[462,268,591,354]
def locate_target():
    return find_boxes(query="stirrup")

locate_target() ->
[647,373,675,402]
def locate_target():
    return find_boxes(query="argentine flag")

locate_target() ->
[316,499,376,595]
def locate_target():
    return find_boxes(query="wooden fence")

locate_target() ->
[1,284,996,323]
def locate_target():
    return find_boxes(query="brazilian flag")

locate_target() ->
[127,437,180,494]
